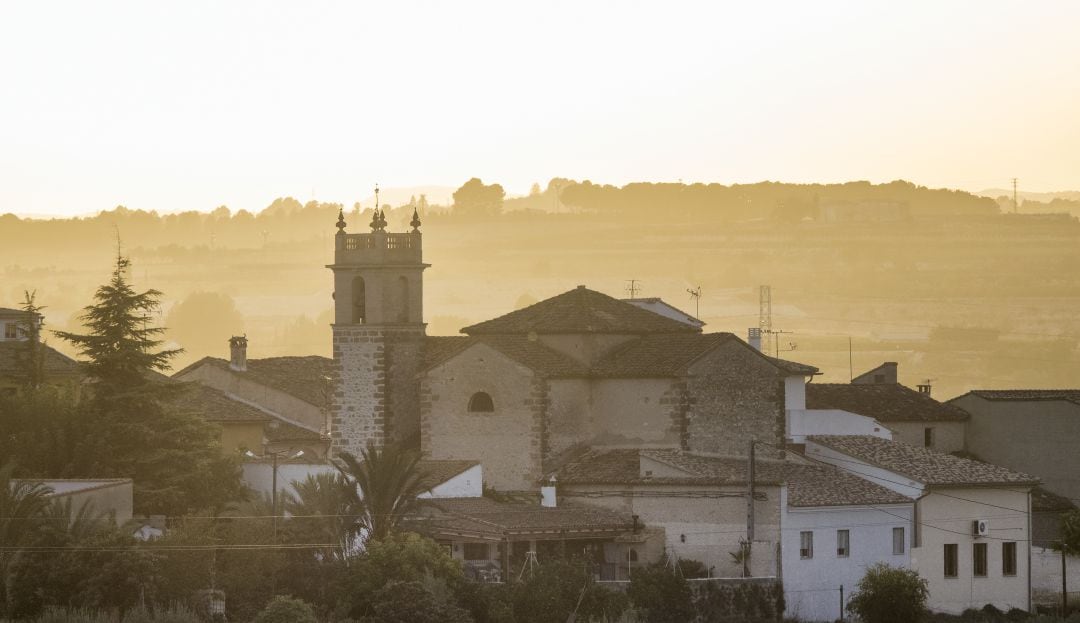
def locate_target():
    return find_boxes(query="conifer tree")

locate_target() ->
[13,290,46,390]
[56,253,244,515]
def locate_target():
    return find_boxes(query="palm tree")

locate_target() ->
[286,472,362,559]
[334,443,429,544]
[0,461,52,616]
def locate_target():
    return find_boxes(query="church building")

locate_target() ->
[328,209,817,491]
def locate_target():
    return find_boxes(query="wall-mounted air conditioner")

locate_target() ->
[972,519,990,537]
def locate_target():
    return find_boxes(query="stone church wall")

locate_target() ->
[420,343,543,490]
[545,379,594,466]
[332,326,387,457]
[685,340,785,458]
[591,378,682,446]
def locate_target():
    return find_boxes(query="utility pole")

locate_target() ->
[848,336,853,382]
[745,438,756,578]
[1012,177,1019,214]
[839,584,845,622]
[1063,542,1068,616]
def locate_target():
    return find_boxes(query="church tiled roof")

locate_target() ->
[421,335,588,377]
[807,435,1039,486]
[462,286,699,336]
[807,383,969,422]
[590,333,818,378]
[555,448,786,486]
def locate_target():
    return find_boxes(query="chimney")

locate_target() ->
[229,335,248,372]
[540,476,557,508]
[917,383,932,396]
[748,327,762,352]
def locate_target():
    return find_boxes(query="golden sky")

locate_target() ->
[2,1,1078,216]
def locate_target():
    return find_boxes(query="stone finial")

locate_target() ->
[336,208,347,233]
[410,207,422,232]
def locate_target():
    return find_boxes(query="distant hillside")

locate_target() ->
[976,189,1080,202]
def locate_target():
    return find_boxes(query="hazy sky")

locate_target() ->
[2,1,1079,216]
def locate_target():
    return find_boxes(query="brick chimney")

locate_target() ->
[228,335,248,372]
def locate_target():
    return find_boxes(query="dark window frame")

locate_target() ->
[892,527,905,555]
[837,529,850,558]
[944,543,959,578]
[1002,542,1017,576]
[973,542,988,577]
[464,542,489,561]
[800,531,814,559]
[467,392,495,413]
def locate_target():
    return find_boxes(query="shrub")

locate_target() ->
[627,563,693,623]
[846,563,929,623]
[252,596,318,623]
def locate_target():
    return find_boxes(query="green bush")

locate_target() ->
[252,596,318,623]
[627,563,693,623]
[847,563,929,623]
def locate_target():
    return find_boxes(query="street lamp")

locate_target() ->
[244,448,305,538]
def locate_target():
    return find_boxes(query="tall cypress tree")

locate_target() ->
[14,290,47,390]
[57,253,244,515]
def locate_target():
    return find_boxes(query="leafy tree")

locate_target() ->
[13,290,46,389]
[340,532,463,620]
[252,595,318,623]
[627,561,694,623]
[0,387,93,479]
[55,253,244,515]
[847,562,929,623]
[512,558,628,623]
[0,461,53,617]
[452,178,505,217]
[367,579,474,623]
[335,443,429,543]
[1061,509,1080,555]
[164,291,244,361]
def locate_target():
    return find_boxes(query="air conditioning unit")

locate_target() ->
[972,519,990,537]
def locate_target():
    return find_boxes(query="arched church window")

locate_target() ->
[468,391,494,413]
[629,548,638,562]
[352,276,366,324]
[397,275,409,323]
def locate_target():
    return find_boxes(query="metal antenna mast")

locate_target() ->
[759,285,772,355]
[687,286,702,318]
[626,279,642,299]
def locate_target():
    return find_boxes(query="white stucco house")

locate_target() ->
[804,435,1038,615]
[781,463,914,622]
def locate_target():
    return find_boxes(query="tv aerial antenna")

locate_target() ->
[686,286,702,318]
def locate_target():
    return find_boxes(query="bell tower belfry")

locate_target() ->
[328,191,428,456]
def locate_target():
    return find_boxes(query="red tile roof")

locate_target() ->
[808,435,1038,487]
[806,383,969,423]
[959,389,1080,406]
[462,286,700,336]
[555,448,786,486]
[785,463,911,507]
[411,497,632,540]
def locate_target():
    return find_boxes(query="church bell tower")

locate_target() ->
[328,190,428,456]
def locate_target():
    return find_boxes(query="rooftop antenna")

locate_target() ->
[626,279,642,299]
[686,286,702,318]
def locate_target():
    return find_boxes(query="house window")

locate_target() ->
[629,548,638,562]
[837,530,850,557]
[800,531,814,559]
[3,323,16,339]
[924,427,934,448]
[892,527,905,555]
[464,542,489,561]
[944,544,959,578]
[1002,542,1017,576]
[468,392,495,413]
[973,542,988,577]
